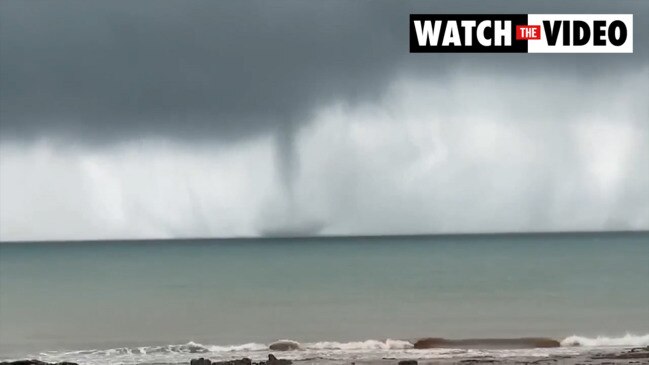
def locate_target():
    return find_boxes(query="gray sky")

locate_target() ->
[1,0,648,241]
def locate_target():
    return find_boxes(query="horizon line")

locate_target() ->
[1,229,647,244]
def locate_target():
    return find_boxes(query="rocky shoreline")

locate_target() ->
[190,354,292,365]
[1,347,648,365]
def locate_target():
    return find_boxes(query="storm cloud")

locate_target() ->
[2,0,647,142]
[0,0,647,241]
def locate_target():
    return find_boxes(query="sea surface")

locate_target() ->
[0,232,648,364]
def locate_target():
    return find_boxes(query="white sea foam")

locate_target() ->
[12,335,647,365]
[206,343,269,352]
[561,333,649,347]
[304,339,414,350]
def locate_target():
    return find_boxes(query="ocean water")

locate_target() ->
[0,232,648,364]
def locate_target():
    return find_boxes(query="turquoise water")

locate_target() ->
[0,232,648,362]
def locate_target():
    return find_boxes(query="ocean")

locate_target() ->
[0,232,647,364]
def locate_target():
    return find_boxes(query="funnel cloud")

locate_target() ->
[0,0,647,241]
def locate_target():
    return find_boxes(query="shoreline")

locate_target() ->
[2,347,649,365]
[2,344,649,365]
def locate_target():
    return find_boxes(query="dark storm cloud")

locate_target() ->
[0,1,398,142]
[1,0,647,144]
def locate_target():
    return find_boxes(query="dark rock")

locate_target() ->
[269,340,300,351]
[196,355,289,365]
[398,360,418,365]
[190,358,211,365]
[266,354,292,365]
[211,358,252,365]
[413,337,560,349]
[191,358,253,365]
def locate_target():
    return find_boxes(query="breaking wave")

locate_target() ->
[301,339,413,350]
[561,333,649,347]
[9,335,648,365]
